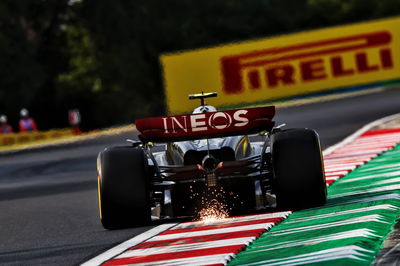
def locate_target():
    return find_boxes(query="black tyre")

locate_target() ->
[271,128,326,209]
[97,146,151,229]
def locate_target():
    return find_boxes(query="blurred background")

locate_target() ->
[1,0,400,131]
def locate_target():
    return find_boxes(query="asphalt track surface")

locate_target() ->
[1,87,400,266]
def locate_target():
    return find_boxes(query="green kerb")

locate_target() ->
[228,144,400,266]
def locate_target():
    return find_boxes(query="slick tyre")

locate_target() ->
[271,128,326,209]
[97,146,151,229]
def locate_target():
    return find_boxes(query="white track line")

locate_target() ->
[81,223,177,266]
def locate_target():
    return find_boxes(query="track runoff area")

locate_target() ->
[83,115,400,266]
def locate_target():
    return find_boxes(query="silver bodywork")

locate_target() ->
[143,107,273,219]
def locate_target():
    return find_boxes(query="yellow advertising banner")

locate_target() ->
[0,129,73,146]
[161,17,400,114]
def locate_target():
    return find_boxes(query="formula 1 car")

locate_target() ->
[97,92,326,229]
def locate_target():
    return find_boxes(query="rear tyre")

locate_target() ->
[97,146,151,229]
[271,129,326,209]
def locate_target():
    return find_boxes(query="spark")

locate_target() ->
[190,183,243,223]
[198,199,228,223]
[196,187,230,223]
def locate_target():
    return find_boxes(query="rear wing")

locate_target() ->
[136,106,275,143]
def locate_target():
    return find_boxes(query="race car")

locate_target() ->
[97,92,327,229]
